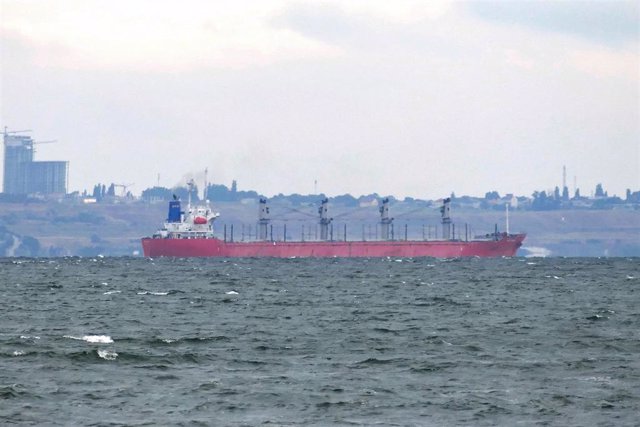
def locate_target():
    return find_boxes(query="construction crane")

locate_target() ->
[114,183,134,198]
[30,139,57,154]
[3,127,32,135]
[2,127,57,153]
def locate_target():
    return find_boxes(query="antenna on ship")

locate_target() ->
[505,202,510,235]
[258,198,270,241]
[379,198,394,240]
[204,168,208,201]
[187,179,194,209]
[318,198,333,241]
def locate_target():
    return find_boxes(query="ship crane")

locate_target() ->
[318,198,333,241]
[258,198,270,241]
[379,197,394,240]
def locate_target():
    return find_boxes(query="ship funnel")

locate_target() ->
[379,198,394,240]
[318,198,332,241]
[258,197,270,241]
[440,197,452,240]
[167,199,181,223]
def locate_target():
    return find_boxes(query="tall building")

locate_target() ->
[3,133,33,194]
[3,131,68,195]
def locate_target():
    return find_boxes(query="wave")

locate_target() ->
[63,335,114,344]
[0,384,32,399]
[97,349,118,360]
[136,290,183,296]
[20,335,40,340]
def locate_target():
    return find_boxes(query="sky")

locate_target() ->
[1,0,638,199]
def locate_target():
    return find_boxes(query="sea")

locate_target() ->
[1,256,638,426]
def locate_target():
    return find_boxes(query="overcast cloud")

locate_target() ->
[1,0,638,199]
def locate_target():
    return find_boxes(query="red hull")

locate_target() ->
[141,234,525,258]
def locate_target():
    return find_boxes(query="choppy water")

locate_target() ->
[1,257,639,426]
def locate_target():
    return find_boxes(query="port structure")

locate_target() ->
[113,183,134,198]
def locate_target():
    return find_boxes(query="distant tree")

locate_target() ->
[574,188,581,199]
[554,186,560,200]
[592,196,623,209]
[107,183,116,197]
[484,191,500,200]
[595,183,605,198]
[626,190,640,203]
[531,190,560,210]
[562,186,569,201]
[141,186,172,202]
[206,183,233,201]
[332,194,358,207]
[92,184,101,199]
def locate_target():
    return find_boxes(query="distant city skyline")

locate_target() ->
[1,0,638,199]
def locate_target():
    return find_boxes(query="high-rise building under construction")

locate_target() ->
[2,130,68,195]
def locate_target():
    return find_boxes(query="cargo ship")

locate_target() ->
[141,185,526,258]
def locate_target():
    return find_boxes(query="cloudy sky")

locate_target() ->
[1,0,638,199]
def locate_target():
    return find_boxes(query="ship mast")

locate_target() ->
[203,168,208,201]
[318,198,332,241]
[186,179,195,216]
[379,198,394,240]
[505,202,510,235]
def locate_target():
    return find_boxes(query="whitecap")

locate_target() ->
[137,291,169,296]
[20,335,40,340]
[225,291,239,295]
[101,282,109,286]
[83,335,113,343]
[103,290,121,295]
[524,246,551,257]
[97,349,118,360]
[12,350,25,356]
[64,334,114,344]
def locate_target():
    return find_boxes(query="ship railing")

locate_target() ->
[212,221,497,243]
